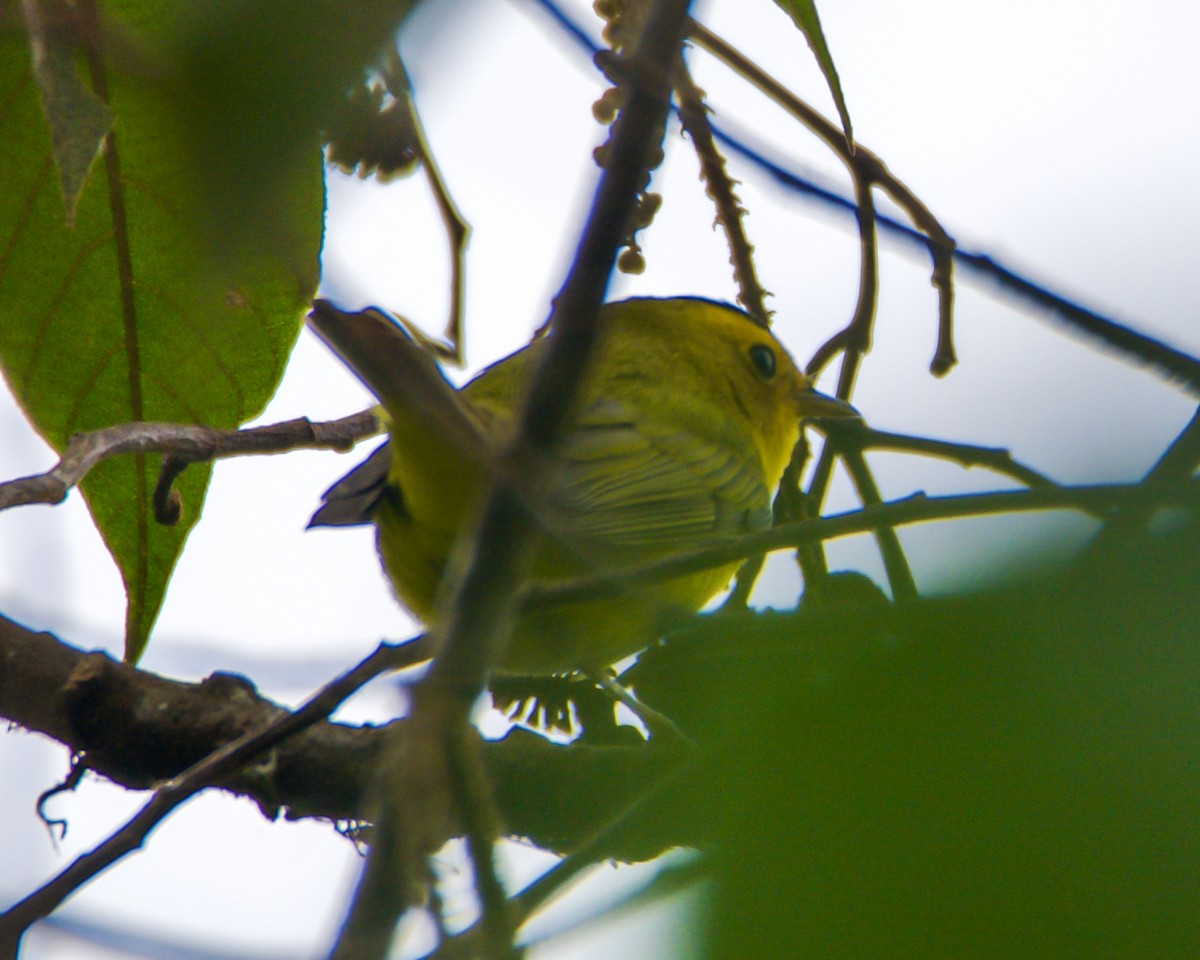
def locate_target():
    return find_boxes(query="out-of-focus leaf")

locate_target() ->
[773,0,853,148]
[324,79,421,182]
[164,0,422,254]
[650,522,1200,959]
[18,0,112,220]
[0,0,324,661]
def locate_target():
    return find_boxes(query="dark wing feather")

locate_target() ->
[307,441,395,528]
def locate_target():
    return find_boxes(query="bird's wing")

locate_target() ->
[544,397,772,564]
[308,441,394,528]
[308,393,773,567]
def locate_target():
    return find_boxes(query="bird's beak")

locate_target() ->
[796,386,860,422]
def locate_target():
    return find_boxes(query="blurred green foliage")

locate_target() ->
[626,519,1200,958]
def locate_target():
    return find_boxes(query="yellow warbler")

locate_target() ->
[308,296,854,674]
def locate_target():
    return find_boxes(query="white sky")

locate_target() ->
[3,0,1199,957]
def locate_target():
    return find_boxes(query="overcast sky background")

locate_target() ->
[3,0,1199,957]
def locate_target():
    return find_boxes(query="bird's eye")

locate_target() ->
[748,343,776,379]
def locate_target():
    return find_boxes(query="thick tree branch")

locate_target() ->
[0,616,671,849]
[0,625,421,952]
[0,613,391,818]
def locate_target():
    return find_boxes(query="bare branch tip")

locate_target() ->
[153,459,187,526]
[929,355,957,378]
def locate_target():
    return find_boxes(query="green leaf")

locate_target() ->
[773,0,853,149]
[18,0,113,222]
[0,0,324,662]
[164,0,421,253]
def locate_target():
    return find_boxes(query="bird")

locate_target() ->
[308,296,855,675]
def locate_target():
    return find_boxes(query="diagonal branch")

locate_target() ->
[525,480,1200,611]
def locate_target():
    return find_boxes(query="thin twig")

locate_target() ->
[796,291,872,589]
[523,480,1200,611]
[855,426,1057,490]
[432,0,692,946]
[721,554,763,610]
[428,3,692,952]
[804,173,874,500]
[839,444,918,602]
[687,17,958,375]
[0,411,379,514]
[516,854,708,954]
[382,51,470,367]
[720,125,1200,393]
[806,143,877,375]
[1082,404,1200,557]
[428,0,692,689]
[673,61,769,322]
[525,0,1200,397]
[807,174,922,602]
